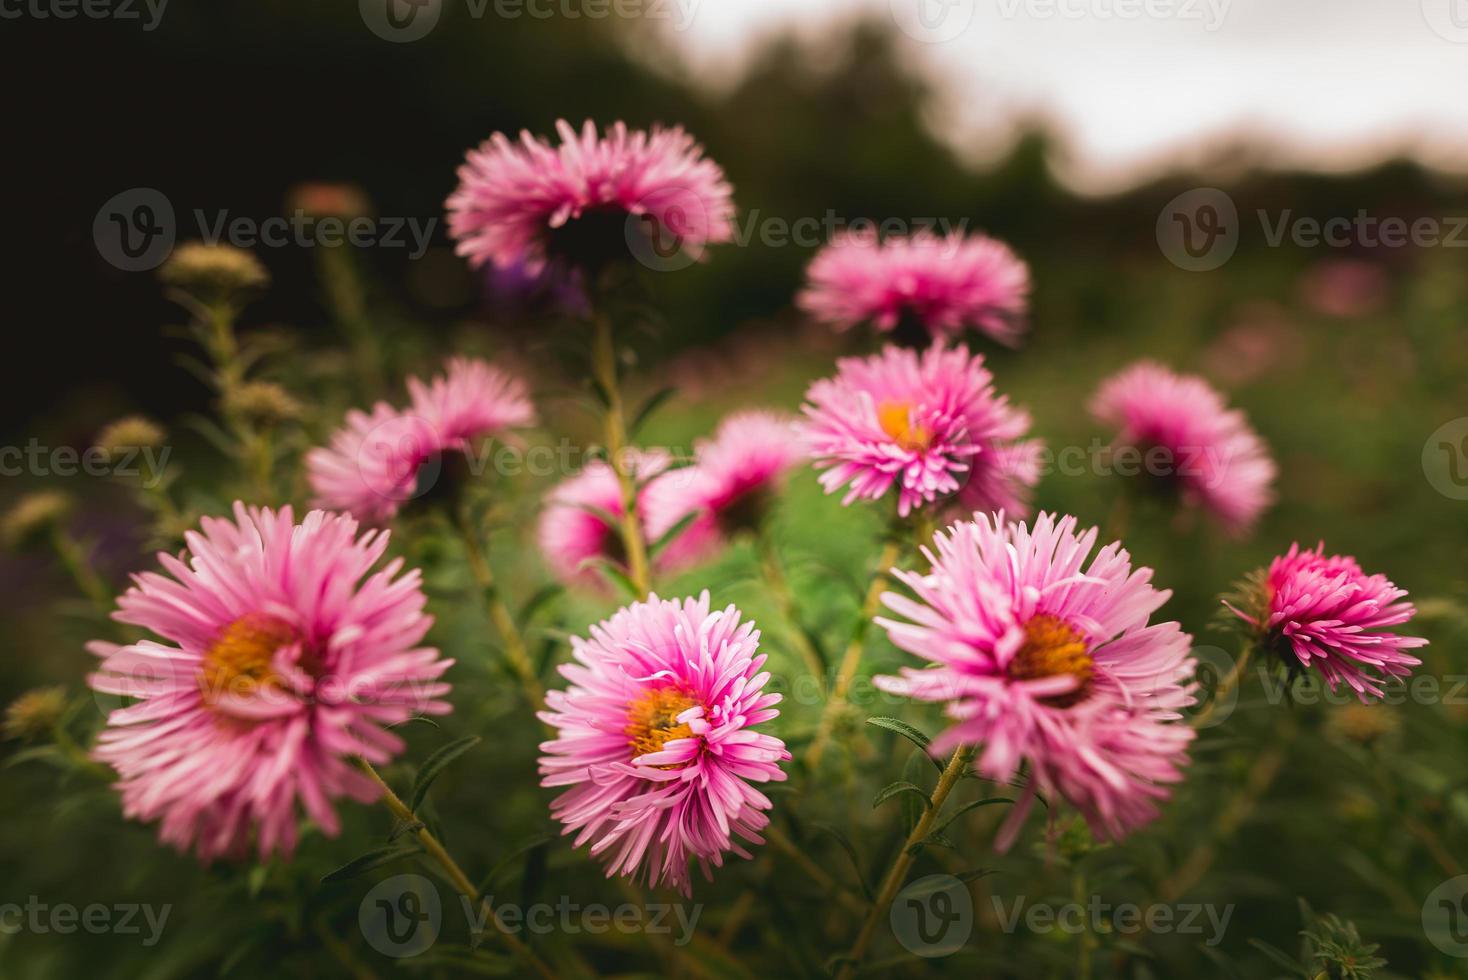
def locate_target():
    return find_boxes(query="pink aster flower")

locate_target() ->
[447,119,735,274]
[538,592,789,895]
[642,411,804,569]
[1090,360,1275,535]
[799,344,1042,518]
[537,450,670,589]
[87,503,452,861]
[1226,543,1426,700]
[307,358,534,522]
[874,512,1196,851]
[797,229,1030,346]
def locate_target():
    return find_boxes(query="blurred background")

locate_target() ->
[3,1,1468,977]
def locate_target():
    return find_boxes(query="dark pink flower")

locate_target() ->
[798,229,1030,346]
[88,504,452,861]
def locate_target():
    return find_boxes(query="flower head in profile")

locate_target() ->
[537,450,669,589]
[798,230,1030,346]
[447,119,735,276]
[874,512,1196,850]
[1090,361,1275,535]
[538,592,789,895]
[88,503,452,861]
[800,344,1042,518]
[307,357,534,522]
[643,411,804,569]
[1225,543,1426,701]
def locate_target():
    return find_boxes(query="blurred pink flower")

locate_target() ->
[1091,360,1275,535]
[798,229,1030,346]
[538,592,789,895]
[874,512,1196,850]
[307,358,534,522]
[1298,259,1389,318]
[447,119,735,274]
[642,411,804,569]
[88,503,452,861]
[1226,543,1426,700]
[538,450,669,589]
[800,344,1041,518]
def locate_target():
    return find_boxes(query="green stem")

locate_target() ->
[591,309,652,599]
[806,534,903,769]
[756,532,826,694]
[454,509,543,710]
[1191,642,1254,729]
[48,527,112,618]
[835,745,974,979]
[353,758,558,980]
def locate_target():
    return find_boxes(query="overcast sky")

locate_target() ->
[665,0,1468,193]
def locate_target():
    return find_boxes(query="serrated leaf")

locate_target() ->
[321,844,420,883]
[874,781,930,810]
[865,717,941,771]
[409,736,482,814]
[810,823,874,901]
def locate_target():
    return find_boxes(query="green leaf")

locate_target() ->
[1246,939,1307,976]
[409,736,482,814]
[477,832,559,894]
[906,831,957,856]
[400,945,516,975]
[629,385,676,438]
[873,781,930,810]
[515,583,563,629]
[321,844,420,883]
[648,510,701,559]
[578,557,639,600]
[810,823,873,901]
[931,798,1014,837]
[865,717,942,771]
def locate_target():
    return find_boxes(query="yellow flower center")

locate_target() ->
[877,401,933,452]
[1008,614,1094,707]
[199,614,297,707]
[625,687,700,764]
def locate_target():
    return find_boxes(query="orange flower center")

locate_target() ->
[625,687,700,764]
[877,401,933,452]
[1008,614,1094,707]
[200,614,297,707]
